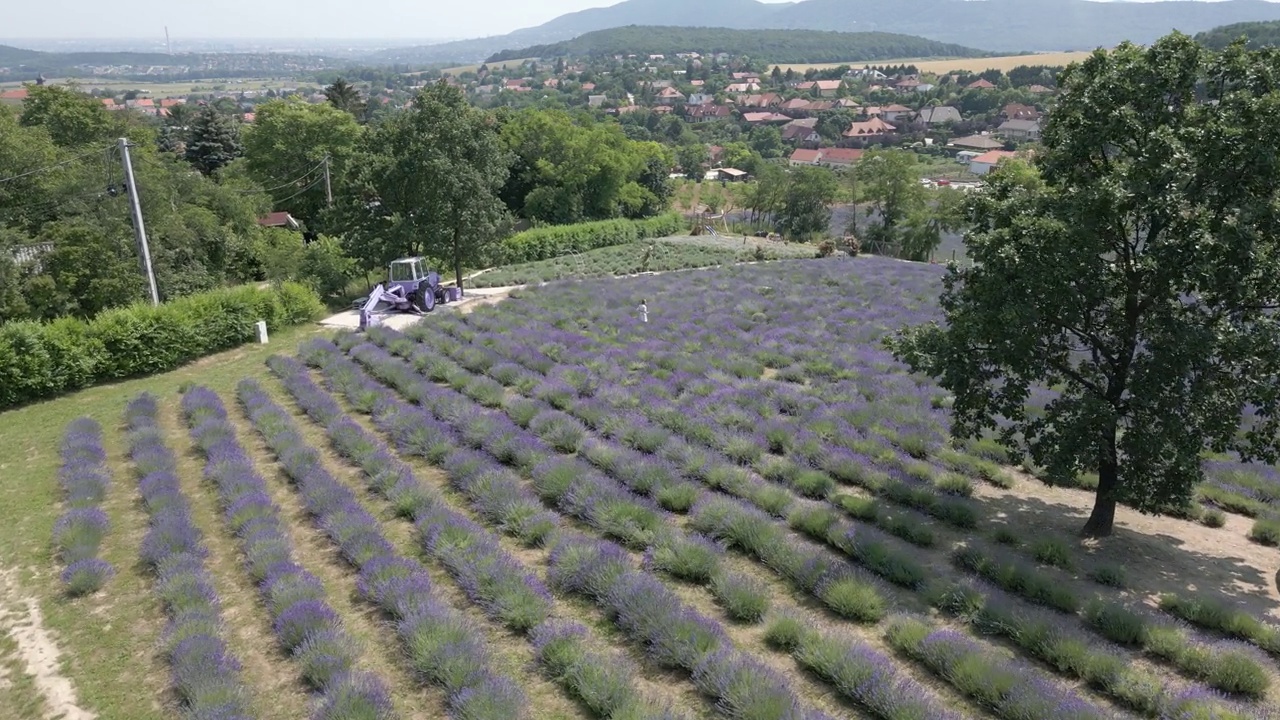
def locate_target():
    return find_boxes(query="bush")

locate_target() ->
[1200,508,1227,528]
[1248,516,1280,546]
[0,283,323,409]
[492,214,684,266]
[1089,564,1126,588]
[1028,537,1075,570]
[1083,600,1147,646]
[709,572,770,623]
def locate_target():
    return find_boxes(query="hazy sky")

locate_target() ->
[3,0,790,41]
[2,0,1240,41]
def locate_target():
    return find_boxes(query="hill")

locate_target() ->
[364,0,1280,64]
[0,44,345,81]
[486,27,989,64]
[1195,20,1280,49]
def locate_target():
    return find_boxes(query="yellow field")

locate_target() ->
[435,57,538,75]
[772,51,1096,75]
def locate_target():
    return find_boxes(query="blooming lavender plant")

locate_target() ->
[54,418,114,595]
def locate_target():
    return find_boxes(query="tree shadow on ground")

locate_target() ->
[972,486,1280,622]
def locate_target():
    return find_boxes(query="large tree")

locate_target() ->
[890,34,1280,537]
[243,99,362,228]
[777,166,839,239]
[338,81,510,287]
[184,106,242,176]
[856,149,961,262]
[324,78,366,118]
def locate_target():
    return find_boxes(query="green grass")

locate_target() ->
[469,237,818,288]
[0,324,325,720]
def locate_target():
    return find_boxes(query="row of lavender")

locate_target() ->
[421,296,1280,691]
[244,365,686,720]
[381,318,1269,716]
[124,394,252,719]
[402,316,1276,706]
[320,335,1151,720]
[179,387,395,719]
[389,284,1266,712]
[503,258,1280,533]
[53,418,114,596]
[286,343,863,720]
[433,272,1280,653]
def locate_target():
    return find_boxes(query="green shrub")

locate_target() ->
[1200,508,1227,528]
[1029,537,1075,570]
[833,493,879,521]
[792,470,835,498]
[1083,600,1147,646]
[817,576,886,622]
[492,214,683,265]
[1089,564,1126,588]
[0,282,322,409]
[991,527,1022,546]
[1248,517,1280,546]
[709,571,770,623]
[763,614,812,651]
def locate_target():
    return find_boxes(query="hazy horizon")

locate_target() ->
[2,0,1253,43]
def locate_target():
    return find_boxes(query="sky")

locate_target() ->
[0,0,1245,41]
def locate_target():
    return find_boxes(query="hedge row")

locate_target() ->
[0,282,323,409]
[492,213,685,266]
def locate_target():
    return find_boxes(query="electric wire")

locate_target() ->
[0,145,116,185]
[232,159,327,194]
[269,174,326,206]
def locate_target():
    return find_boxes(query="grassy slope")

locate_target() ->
[0,325,326,720]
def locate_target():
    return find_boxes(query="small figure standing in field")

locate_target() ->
[638,298,648,323]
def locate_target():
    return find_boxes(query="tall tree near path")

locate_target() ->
[184,106,242,176]
[890,34,1280,537]
[336,81,510,287]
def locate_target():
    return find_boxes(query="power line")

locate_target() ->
[234,159,328,195]
[0,146,115,186]
[269,174,326,207]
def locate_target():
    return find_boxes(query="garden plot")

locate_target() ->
[4,256,1280,720]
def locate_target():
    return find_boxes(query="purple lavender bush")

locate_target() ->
[54,418,114,595]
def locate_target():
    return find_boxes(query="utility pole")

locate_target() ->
[323,155,333,208]
[119,138,160,306]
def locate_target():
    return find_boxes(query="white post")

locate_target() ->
[255,320,269,344]
[119,138,159,306]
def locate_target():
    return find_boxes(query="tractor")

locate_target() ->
[355,256,452,330]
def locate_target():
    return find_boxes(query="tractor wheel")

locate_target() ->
[414,281,436,313]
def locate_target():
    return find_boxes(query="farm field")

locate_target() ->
[437,58,538,75]
[469,235,818,288]
[0,77,304,96]
[2,256,1280,720]
[772,51,1095,75]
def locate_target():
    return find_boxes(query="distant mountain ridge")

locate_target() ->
[365,0,1280,64]
[1194,19,1280,48]
[486,27,990,65]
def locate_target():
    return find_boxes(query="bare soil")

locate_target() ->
[0,569,95,720]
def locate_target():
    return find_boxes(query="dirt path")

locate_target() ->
[0,569,95,720]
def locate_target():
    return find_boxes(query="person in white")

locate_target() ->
[638,299,648,323]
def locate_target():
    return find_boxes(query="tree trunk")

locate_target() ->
[453,230,463,296]
[1082,426,1120,538]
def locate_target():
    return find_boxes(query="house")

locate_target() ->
[913,83,936,93]
[796,80,842,97]
[686,103,734,123]
[581,82,596,91]
[687,93,713,106]
[241,112,256,123]
[781,98,812,113]
[0,88,29,103]
[881,104,913,123]
[916,106,962,125]
[968,150,1018,175]
[504,79,527,90]
[732,72,761,82]
[949,134,1005,151]
[726,82,761,94]
[1001,103,1040,121]
[845,68,886,80]
[788,148,823,166]
[258,212,300,230]
[655,87,687,105]
[737,93,781,109]
[863,106,884,118]
[815,147,864,168]
[787,147,865,168]
[997,119,1041,141]
[894,77,922,93]
[966,78,996,90]
[588,94,608,108]
[717,168,749,182]
[689,79,705,87]
[781,118,821,143]
[1027,84,1054,94]
[843,117,896,138]
[742,111,792,124]
[806,100,836,113]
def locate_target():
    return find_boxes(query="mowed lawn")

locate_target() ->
[1,256,1278,720]
[772,51,1095,75]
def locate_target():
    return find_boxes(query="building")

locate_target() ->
[588,94,608,108]
[949,134,1005,151]
[916,106,962,125]
[655,87,687,105]
[881,104,913,123]
[687,93,713,106]
[788,148,823,166]
[796,79,843,97]
[1001,103,1041,121]
[968,150,1018,175]
[997,119,1041,141]
[686,104,734,123]
[258,212,300,230]
[781,118,821,143]
[742,111,792,124]
[789,147,865,168]
[966,78,996,90]
[843,117,896,139]
[717,168,749,182]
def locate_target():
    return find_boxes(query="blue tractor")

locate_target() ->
[356,256,450,329]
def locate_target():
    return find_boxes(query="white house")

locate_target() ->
[968,150,1018,175]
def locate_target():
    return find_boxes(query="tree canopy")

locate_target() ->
[890,33,1280,537]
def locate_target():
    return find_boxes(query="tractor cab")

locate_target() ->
[388,257,429,293]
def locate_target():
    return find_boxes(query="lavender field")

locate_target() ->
[4,255,1280,720]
